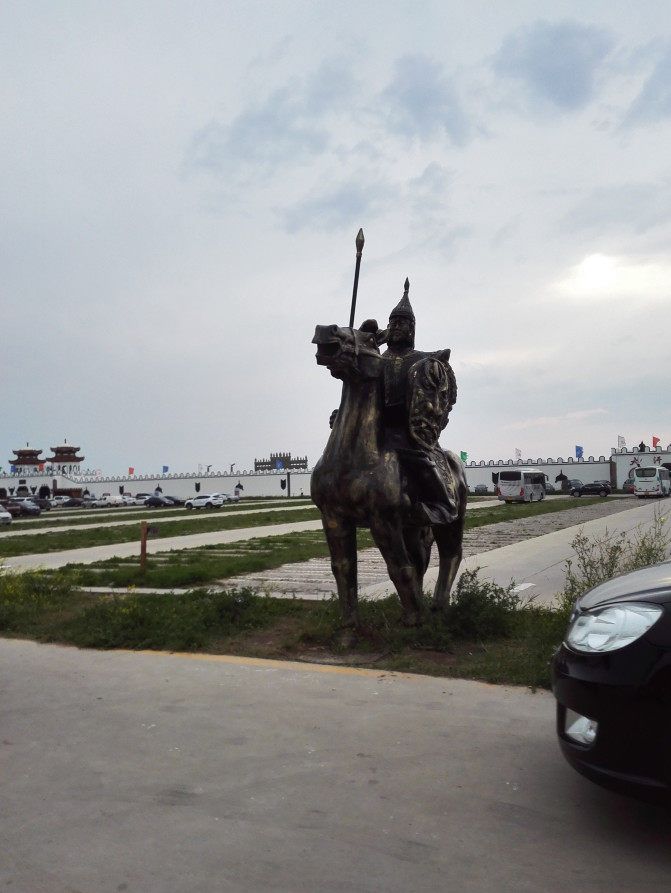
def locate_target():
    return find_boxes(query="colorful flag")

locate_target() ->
[162,465,169,473]
[10,465,16,473]
[514,448,522,459]
[652,436,661,448]
[128,466,135,475]
[617,435,626,449]
[575,445,584,459]
[38,463,45,471]
[460,451,468,463]
[275,458,284,470]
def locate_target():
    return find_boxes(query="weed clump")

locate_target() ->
[558,511,671,616]
[446,569,519,639]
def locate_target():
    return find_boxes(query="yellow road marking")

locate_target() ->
[130,649,419,679]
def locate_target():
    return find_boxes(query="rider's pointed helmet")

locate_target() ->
[389,278,415,323]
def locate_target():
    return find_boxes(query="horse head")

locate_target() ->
[312,321,384,381]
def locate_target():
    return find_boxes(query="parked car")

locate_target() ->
[60,497,85,508]
[544,481,556,494]
[143,495,173,508]
[0,501,22,518]
[133,493,152,505]
[570,481,611,497]
[552,561,671,803]
[622,478,636,494]
[90,493,125,508]
[50,495,72,507]
[185,493,226,510]
[472,484,489,494]
[4,499,40,516]
[0,506,12,525]
[163,495,184,506]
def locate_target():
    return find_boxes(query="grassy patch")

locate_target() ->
[0,507,321,557]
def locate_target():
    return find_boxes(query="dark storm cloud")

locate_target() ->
[493,19,614,111]
[623,47,671,127]
[562,181,671,234]
[379,54,473,145]
[186,58,358,175]
[281,179,394,233]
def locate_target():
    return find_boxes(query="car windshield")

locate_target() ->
[499,472,521,482]
[635,468,656,478]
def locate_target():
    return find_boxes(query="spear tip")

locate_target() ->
[404,277,410,294]
[356,228,365,250]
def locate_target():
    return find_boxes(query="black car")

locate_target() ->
[570,480,611,497]
[552,562,671,802]
[143,495,173,508]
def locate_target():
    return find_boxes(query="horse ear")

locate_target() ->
[375,327,389,346]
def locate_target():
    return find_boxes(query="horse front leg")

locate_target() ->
[369,514,423,626]
[321,515,359,628]
[432,522,464,611]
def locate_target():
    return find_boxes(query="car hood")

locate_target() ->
[577,561,671,610]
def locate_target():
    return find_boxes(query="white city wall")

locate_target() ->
[1,447,668,498]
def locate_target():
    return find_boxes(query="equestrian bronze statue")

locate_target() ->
[311,243,467,628]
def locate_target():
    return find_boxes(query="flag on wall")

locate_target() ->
[460,451,468,463]
[128,467,135,475]
[652,436,661,448]
[575,445,584,459]
[514,448,522,459]
[10,465,16,473]
[617,435,626,449]
[38,464,44,471]
[162,465,169,473]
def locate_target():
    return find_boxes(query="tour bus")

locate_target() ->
[497,468,547,503]
[633,466,671,498]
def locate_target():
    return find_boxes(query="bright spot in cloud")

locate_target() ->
[556,254,671,300]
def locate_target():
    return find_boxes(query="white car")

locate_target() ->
[50,495,71,507]
[0,507,11,525]
[185,493,226,509]
[90,493,125,508]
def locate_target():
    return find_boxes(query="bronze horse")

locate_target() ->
[311,322,467,627]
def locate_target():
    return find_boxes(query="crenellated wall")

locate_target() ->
[1,446,669,498]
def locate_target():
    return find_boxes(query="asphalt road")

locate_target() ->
[2,638,670,893]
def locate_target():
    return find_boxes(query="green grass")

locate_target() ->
[1,515,667,689]
[50,495,617,589]
[0,507,321,557]
[8,498,311,531]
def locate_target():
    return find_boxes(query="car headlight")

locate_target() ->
[566,603,663,653]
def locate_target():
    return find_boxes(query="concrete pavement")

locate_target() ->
[363,498,670,606]
[2,638,670,892]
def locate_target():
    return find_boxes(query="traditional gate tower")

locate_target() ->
[8,444,44,473]
[45,440,85,474]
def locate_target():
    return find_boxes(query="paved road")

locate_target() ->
[2,640,670,893]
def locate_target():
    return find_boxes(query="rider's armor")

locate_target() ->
[381,286,458,525]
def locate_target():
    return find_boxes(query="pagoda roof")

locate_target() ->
[50,444,81,452]
[12,448,43,458]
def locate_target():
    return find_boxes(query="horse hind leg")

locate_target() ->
[432,523,464,612]
[370,515,423,626]
[321,517,359,627]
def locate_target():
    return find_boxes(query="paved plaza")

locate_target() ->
[3,638,671,893]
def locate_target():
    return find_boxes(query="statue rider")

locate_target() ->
[380,279,458,525]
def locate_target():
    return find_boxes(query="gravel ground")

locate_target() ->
[224,498,639,598]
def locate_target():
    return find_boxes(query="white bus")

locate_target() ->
[497,468,546,503]
[633,466,671,498]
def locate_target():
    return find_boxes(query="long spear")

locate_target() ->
[348,228,365,328]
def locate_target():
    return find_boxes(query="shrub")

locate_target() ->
[558,511,671,615]
[446,568,520,639]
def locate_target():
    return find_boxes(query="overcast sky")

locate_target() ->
[3,1,671,473]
